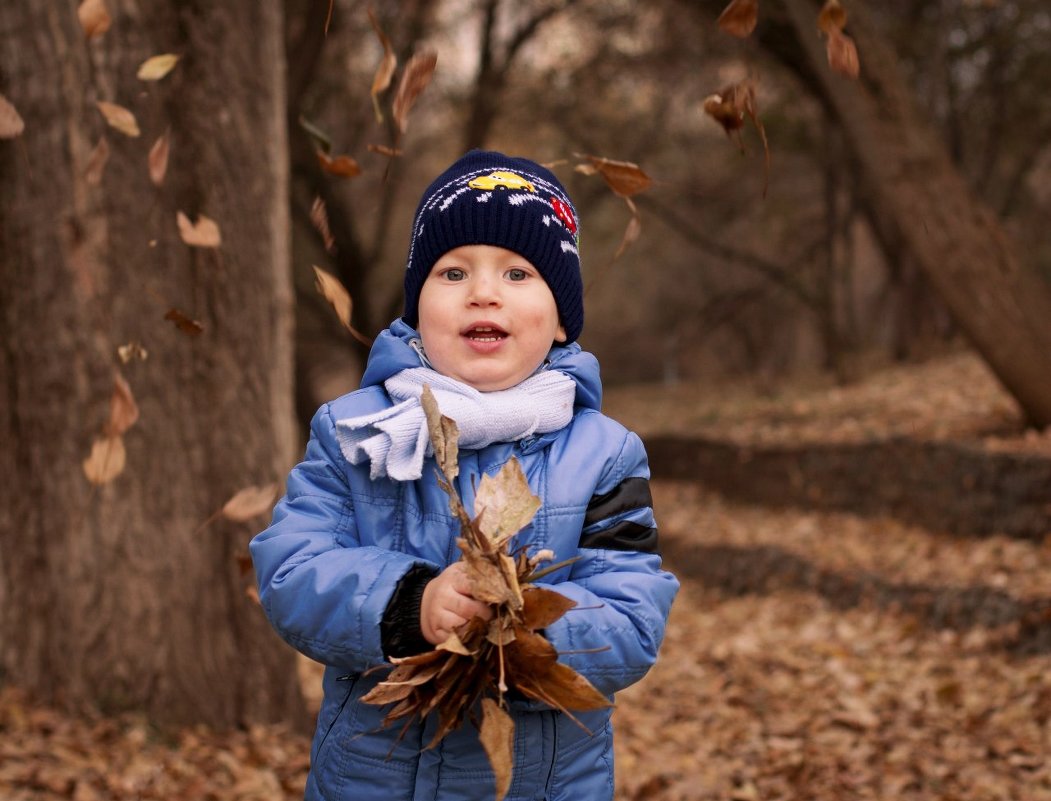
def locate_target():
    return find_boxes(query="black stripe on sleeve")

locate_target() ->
[584,476,653,527]
[579,521,659,553]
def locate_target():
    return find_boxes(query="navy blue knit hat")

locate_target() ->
[402,150,583,343]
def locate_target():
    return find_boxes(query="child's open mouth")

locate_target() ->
[463,325,508,343]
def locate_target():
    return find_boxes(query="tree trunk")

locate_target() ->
[0,1,307,730]
[775,0,1051,426]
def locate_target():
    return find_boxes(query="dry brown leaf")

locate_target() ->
[368,143,403,158]
[83,435,126,485]
[176,211,221,248]
[826,28,860,78]
[96,101,140,138]
[105,373,139,436]
[84,137,110,185]
[312,266,354,330]
[317,151,362,178]
[520,586,577,631]
[77,0,111,39]
[436,632,473,656]
[164,308,204,337]
[575,154,652,198]
[421,386,460,482]
[614,210,642,261]
[221,484,279,522]
[474,457,541,548]
[0,93,25,139]
[717,0,759,38]
[368,7,397,124]
[817,0,848,34]
[117,342,148,363]
[136,54,180,81]
[817,0,859,78]
[479,700,514,801]
[310,197,335,254]
[392,49,437,134]
[148,129,170,186]
[702,79,770,197]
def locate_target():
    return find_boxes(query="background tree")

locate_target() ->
[0,2,306,729]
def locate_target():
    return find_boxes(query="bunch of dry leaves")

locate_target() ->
[358,387,608,800]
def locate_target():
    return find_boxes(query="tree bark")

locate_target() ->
[0,1,307,730]
[774,0,1051,426]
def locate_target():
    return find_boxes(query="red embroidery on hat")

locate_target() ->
[550,197,576,234]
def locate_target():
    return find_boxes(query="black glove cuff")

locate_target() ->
[381,563,439,659]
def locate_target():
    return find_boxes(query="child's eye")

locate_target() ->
[442,268,466,281]
[506,268,529,281]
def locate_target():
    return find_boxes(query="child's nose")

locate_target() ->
[467,274,501,306]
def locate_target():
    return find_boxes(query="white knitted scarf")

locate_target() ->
[334,367,576,481]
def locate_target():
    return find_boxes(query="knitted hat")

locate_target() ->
[402,149,583,343]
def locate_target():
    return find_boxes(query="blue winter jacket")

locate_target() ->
[250,320,679,801]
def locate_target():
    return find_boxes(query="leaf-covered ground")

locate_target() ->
[4,351,1050,800]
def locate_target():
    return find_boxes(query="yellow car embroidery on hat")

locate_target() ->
[467,171,536,192]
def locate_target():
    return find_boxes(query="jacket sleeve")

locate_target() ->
[249,403,438,672]
[541,428,680,697]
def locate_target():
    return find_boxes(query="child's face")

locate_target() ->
[417,245,567,392]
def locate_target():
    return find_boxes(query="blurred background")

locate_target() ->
[3,1,1051,798]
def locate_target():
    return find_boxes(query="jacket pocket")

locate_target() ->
[312,673,357,771]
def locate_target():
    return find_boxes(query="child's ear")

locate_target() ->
[554,324,567,343]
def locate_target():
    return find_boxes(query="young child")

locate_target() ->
[251,150,679,801]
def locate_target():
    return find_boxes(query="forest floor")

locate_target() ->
[3,350,1051,800]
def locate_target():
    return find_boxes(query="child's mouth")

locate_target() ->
[463,325,507,343]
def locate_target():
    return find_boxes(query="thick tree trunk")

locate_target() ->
[775,0,1051,426]
[0,1,307,730]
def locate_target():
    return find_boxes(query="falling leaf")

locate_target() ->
[324,0,335,34]
[221,483,279,522]
[299,115,333,152]
[117,342,148,363]
[392,49,437,134]
[176,211,221,248]
[614,204,642,261]
[164,308,204,337]
[826,28,860,78]
[310,197,335,253]
[0,93,25,139]
[817,0,860,78]
[96,101,140,138]
[702,79,770,196]
[316,151,361,178]
[83,435,126,485]
[312,265,354,329]
[84,137,110,185]
[479,700,514,801]
[817,0,847,33]
[136,53,180,81]
[77,0,111,39]
[148,129,170,186]
[105,373,139,436]
[368,143,402,158]
[368,7,397,124]
[474,457,541,548]
[717,0,759,38]
[574,154,652,198]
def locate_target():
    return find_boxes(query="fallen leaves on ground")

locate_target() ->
[8,350,1051,800]
[603,349,1047,454]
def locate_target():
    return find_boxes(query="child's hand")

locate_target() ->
[420,562,493,645]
